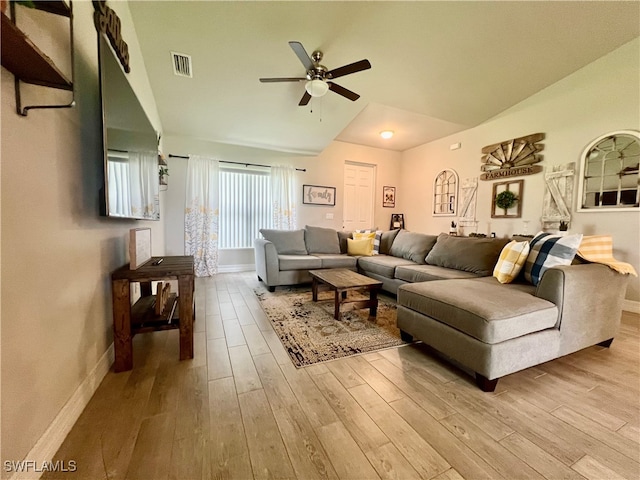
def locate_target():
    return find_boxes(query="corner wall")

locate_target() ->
[400,38,640,301]
[1,1,164,467]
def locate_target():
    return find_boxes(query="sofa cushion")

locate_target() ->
[398,279,558,344]
[524,231,583,286]
[304,225,341,254]
[380,229,400,255]
[493,240,530,284]
[389,230,438,264]
[337,231,353,254]
[426,234,509,276]
[260,229,307,255]
[348,238,374,256]
[278,254,322,271]
[314,254,358,269]
[358,254,416,278]
[395,264,480,283]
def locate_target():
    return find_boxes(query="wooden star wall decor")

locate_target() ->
[480,133,545,180]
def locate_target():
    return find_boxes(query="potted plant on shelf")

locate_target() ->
[159,166,169,186]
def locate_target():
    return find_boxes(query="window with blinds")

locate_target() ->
[219,169,273,249]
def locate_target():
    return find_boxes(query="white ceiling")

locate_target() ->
[128,1,640,155]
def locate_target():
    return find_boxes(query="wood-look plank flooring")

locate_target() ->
[45,272,640,480]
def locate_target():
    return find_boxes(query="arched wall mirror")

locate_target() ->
[577,130,640,212]
[433,169,459,216]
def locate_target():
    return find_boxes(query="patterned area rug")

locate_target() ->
[254,286,406,367]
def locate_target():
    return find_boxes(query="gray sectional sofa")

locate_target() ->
[254,226,628,391]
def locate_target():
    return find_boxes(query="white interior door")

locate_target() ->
[343,162,375,231]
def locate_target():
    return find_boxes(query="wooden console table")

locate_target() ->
[111,256,194,372]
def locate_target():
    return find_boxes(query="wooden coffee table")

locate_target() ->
[309,269,383,320]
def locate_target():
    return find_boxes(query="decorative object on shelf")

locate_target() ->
[390,213,405,230]
[480,133,545,180]
[491,179,523,218]
[302,184,336,205]
[541,162,574,232]
[576,130,640,212]
[468,232,487,238]
[458,177,478,230]
[449,221,458,236]
[383,186,395,207]
[433,169,458,216]
[558,221,569,236]
[129,228,152,270]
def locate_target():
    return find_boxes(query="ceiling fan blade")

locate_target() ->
[328,82,360,101]
[327,59,371,79]
[298,91,312,106]
[289,41,313,71]
[259,77,306,83]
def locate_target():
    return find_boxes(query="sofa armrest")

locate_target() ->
[254,238,280,287]
[535,263,629,354]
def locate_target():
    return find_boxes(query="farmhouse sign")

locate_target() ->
[480,133,545,181]
[93,1,130,73]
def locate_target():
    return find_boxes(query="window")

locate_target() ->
[577,131,640,212]
[219,168,272,248]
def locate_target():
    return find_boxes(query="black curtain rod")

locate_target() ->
[168,154,306,172]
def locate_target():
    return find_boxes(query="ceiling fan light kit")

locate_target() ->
[260,41,371,106]
[305,79,329,97]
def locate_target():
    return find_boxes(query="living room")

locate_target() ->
[2,1,639,478]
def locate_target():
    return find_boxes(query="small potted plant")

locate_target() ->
[449,221,458,236]
[559,220,569,236]
[159,166,169,186]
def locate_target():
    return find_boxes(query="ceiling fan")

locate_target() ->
[259,41,371,106]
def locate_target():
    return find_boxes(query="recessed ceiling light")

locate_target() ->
[380,130,394,139]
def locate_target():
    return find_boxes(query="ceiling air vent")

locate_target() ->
[171,52,192,78]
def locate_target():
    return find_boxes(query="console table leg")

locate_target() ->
[178,274,194,360]
[112,279,133,372]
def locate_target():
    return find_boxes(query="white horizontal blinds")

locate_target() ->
[219,169,272,249]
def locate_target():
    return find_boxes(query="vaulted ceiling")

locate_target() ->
[129,1,640,155]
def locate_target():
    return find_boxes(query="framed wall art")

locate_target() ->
[302,184,336,206]
[383,186,396,207]
[491,180,523,218]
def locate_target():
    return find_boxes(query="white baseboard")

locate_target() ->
[11,344,114,480]
[623,299,640,314]
[217,263,255,273]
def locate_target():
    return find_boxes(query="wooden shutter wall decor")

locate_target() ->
[542,162,575,230]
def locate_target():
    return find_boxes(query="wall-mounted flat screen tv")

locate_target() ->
[98,34,159,220]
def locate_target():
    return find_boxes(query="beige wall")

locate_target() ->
[400,38,640,301]
[163,136,401,268]
[1,1,164,465]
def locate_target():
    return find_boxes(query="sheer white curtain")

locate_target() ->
[107,150,159,219]
[271,164,297,230]
[128,151,160,220]
[185,155,220,276]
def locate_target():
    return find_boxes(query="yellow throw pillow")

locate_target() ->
[493,240,530,284]
[353,231,376,253]
[347,238,374,256]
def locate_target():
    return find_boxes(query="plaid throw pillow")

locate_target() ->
[493,240,530,284]
[355,229,383,255]
[524,231,583,286]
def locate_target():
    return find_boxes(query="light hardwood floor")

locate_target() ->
[45,272,640,480]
